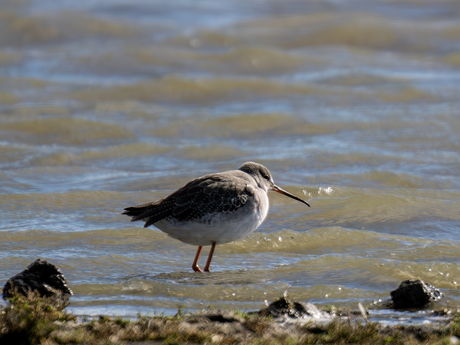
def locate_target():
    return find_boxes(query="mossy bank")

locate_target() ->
[2,293,460,345]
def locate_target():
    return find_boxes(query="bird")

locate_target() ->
[122,162,310,272]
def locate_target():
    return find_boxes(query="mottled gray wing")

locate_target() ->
[123,175,255,228]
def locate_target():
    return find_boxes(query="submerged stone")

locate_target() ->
[2,259,73,300]
[390,279,442,309]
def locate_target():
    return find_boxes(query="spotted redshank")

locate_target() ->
[123,162,310,272]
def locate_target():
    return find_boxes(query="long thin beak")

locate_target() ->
[272,185,310,207]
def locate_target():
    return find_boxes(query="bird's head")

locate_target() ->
[238,161,310,207]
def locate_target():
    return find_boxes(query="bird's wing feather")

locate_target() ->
[123,173,255,227]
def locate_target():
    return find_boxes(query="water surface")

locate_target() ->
[1,0,459,317]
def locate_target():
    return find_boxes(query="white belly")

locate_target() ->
[154,190,269,246]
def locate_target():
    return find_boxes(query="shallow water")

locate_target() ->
[1,0,459,318]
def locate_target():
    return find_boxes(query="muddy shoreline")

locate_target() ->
[1,259,458,344]
[1,296,459,345]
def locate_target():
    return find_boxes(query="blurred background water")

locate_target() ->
[0,0,459,317]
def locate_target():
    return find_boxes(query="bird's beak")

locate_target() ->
[272,185,310,207]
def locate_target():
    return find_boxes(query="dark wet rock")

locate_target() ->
[390,279,442,309]
[188,311,244,324]
[258,296,332,319]
[204,314,241,323]
[2,259,73,300]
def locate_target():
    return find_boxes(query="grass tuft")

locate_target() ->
[0,290,75,345]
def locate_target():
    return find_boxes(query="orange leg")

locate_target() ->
[192,246,203,272]
[204,242,216,272]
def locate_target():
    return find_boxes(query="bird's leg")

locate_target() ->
[204,242,216,272]
[192,246,203,272]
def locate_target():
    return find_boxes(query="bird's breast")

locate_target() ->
[154,189,269,246]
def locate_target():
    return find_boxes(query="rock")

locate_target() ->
[259,296,331,319]
[390,279,442,309]
[188,311,244,324]
[2,259,73,301]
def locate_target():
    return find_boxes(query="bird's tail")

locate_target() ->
[122,202,154,222]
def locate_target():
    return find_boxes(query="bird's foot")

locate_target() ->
[192,264,203,273]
